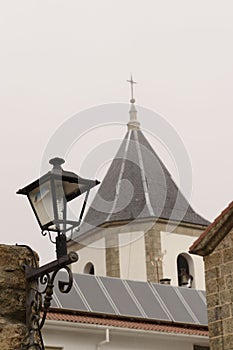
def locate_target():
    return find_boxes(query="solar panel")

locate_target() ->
[53,271,89,311]
[177,288,208,325]
[126,280,171,321]
[50,292,60,308]
[100,276,143,317]
[51,272,207,326]
[152,284,197,324]
[74,274,116,314]
[200,290,206,302]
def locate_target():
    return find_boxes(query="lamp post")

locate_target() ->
[17,157,99,349]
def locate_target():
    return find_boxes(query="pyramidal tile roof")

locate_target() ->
[75,103,209,238]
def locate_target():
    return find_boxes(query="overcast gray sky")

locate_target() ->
[1,1,232,263]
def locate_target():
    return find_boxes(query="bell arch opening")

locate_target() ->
[84,262,95,275]
[177,253,194,288]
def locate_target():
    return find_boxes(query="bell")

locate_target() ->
[180,273,189,285]
[179,268,189,286]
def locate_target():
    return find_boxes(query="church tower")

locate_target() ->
[69,79,209,289]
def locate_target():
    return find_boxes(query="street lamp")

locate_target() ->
[17,157,99,350]
[17,157,99,258]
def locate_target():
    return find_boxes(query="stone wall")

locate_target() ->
[105,234,120,277]
[0,244,36,350]
[145,225,162,282]
[204,230,233,350]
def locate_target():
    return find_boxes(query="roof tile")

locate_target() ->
[47,311,208,337]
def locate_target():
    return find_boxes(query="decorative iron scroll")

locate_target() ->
[19,246,78,350]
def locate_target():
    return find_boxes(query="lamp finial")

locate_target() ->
[49,157,65,169]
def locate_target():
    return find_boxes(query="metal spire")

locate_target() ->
[126,74,140,130]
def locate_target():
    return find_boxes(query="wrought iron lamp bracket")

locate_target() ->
[23,251,78,350]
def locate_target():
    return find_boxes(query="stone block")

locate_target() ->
[207,307,216,322]
[0,318,27,350]
[219,290,232,304]
[205,252,222,270]
[208,305,231,322]
[207,293,220,308]
[223,247,233,264]
[223,317,233,335]
[208,320,223,337]
[209,336,223,350]
[221,304,232,319]
[219,277,226,291]
[206,278,219,295]
[205,266,220,280]
[223,334,233,350]
[220,262,233,277]
[225,274,233,290]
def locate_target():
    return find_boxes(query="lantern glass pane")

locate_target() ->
[63,181,80,199]
[54,179,67,231]
[54,179,66,219]
[29,181,54,228]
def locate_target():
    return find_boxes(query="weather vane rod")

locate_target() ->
[127,74,137,103]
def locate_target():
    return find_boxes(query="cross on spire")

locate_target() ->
[127,74,137,103]
[126,74,140,130]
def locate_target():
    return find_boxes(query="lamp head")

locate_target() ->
[17,158,100,233]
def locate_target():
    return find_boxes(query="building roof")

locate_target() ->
[74,103,209,239]
[47,310,209,337]
[190,201,233,256]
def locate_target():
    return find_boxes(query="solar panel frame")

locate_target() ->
[199,290,207,304]
[74,274,117,315]
[52,271,89,312]
[152,283,198,324]
[126,280,172,321]
[99,276,144,318]
[177,287,208,325]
